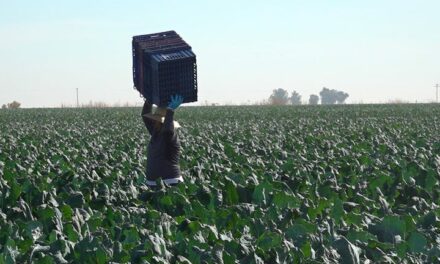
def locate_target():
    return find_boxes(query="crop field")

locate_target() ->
[0,104,440,263]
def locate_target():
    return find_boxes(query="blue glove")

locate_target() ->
[168,94,184,110]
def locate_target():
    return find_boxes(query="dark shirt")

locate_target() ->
[141,102,181,181]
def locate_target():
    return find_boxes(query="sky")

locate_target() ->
[0,0,439,107]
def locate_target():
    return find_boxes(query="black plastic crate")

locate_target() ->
[132,31,198,106]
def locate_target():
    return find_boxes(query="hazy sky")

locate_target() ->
[1,0,439,107]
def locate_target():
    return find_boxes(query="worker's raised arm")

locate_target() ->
[141,100,154,135]
[163,95,184,133]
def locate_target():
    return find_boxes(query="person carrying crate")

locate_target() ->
[141,95,184,187]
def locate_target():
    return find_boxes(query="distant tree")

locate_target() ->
[309,94,319,105]
[319,87,349,104]
[269,88,289,105]
[320,87,336,104]
[7,101,21,109]
[289,91,302,105]
[335,91,349,104]
[1,104,6,109]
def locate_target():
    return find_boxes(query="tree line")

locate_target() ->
[268,87,349,105]
[1,101,21,109]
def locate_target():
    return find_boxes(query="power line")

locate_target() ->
[76,88,79,108]
[436,84,439,103]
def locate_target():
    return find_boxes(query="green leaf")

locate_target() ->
[159,194,173,207]
[369,216,406,243]
[408,232,427,253]
[10,181,22,201]
[16,239,33,254]
[272,191,299,209]
[286,219,316,239]
[48,230,57,243]
[424,169,438,193]
[331,198,344,224]
[25,221,43,241]
[60,204,73,221]
[66,192,85,208]
[64,224,79,242]
[257,231,282,251]
[345,213,363,226]
[224,143,236,158]
[301,241,315,259]
[253,182,272,205]
[37,206,55,221]
[368,174,392,194]
[346,230,375,243]
[1,239,19,264]
[96,247,108,264]
[224,178,239,205]
[35,255,55,264]
[396,242,407,258]
[333,236,360,264]
[308,198,331,219]
[418,211,437,228]
[122,228,140,249]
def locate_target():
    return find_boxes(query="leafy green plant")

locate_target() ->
[0,104,439,263]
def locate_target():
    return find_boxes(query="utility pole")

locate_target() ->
[436,84,439,103]
[76,88,79,108]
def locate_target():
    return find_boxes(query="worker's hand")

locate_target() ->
[168,94,184,110]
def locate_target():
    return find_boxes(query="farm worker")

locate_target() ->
[141,95,184,187]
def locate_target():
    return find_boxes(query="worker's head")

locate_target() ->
[154,107,167,117]
[153,107,166,130]
[143,107,181,131]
